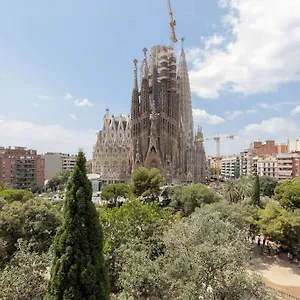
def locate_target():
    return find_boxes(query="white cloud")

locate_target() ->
[259,103,269,109]
[37,95,51,100]
[204,35,224,50]
[64,93,73,100]
[205,117,300,156]
[188,0,300,99]
[0,116,95,157]
[226,110,243,120]
[258,101,300,111]
[239,118,299,141]
[69,114,77,120]
[246,109,257,114]
[291,105,300,116]
[74,98,93,107]
[192,108,225,125]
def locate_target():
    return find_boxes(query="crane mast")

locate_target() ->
[197,134,235,184]
[167,0,178,45]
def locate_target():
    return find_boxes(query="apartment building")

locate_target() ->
[240,140,287,176]
[62,155,76,172]
[256,155,277,177]
[42,152,77,180]
[220,155,240,180]
[288,139,300,152]
[252,140,287,155]
[0,147,45,188]
[276,152,300,180]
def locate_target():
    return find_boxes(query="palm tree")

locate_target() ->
[236,176,252,200]
[222,181,239,203]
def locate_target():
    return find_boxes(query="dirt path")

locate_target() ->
[250,251,300,297]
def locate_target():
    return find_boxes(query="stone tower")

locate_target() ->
[177,46,195,182]
[131,45,206,184]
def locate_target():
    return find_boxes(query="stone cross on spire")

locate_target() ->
[141,47,148,80]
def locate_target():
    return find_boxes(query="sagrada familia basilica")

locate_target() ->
[92,1,206,184]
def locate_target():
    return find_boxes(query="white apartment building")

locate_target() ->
[288,139,300,152]
[256,155,277,177]
[42,153,76,180]
[220,155,240,180]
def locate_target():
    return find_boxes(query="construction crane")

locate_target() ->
[197,134,235,181]
[167,0,178,45]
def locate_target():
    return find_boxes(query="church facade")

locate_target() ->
[130,45,206,184]
[92,109,131,185]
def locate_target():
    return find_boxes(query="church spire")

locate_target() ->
[141,47,148,80]
[133,59,138,90]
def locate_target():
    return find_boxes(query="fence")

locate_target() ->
[269,287,300,300]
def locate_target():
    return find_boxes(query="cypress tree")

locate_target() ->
[251,175,260,206]
[46,151,109,300]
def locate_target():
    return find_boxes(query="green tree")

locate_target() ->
[222,181,239,203]
[260,176,278,197]
[274,178,300,210]
[131,167,163,200]
[169,183,221,216]
[236,176,252,200]
[251,175,260,206]
[117,209,273,300]
[0,198,61,263]
[101,183,131,205]
[0,189,34,203]
[0,242,51,300]
[100,199,180,292]
[258,201,300,252]
[46,151,109,300]
[46,170,72,192]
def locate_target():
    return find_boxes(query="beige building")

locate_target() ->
[256,155,277,178]
[42,152,77,180]
[276,152,300,180]
[92,110,131,185]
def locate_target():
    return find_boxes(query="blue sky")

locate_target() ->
[0,0,300,158]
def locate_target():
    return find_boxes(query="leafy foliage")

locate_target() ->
[46,170,72,192]
[0,242,51,300]
[0,198,61,264]
[260,176,278,197]
[46,151,109,300]
[274,178,300,210]
[131,167,163,200]
[222,181,240,203]
[101,183,131,203]
[117,207,272,300]
[100,199,180,292]
[258,201,300,252]
[169,183,221,216]
[251,175,260,206]
[0,189,34,203]
[236,175,253,200]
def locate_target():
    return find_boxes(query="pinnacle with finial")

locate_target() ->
[141,48,149,79]
[143,47,147,57]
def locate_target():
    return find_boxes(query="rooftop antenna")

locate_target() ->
[167,0,178,47]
